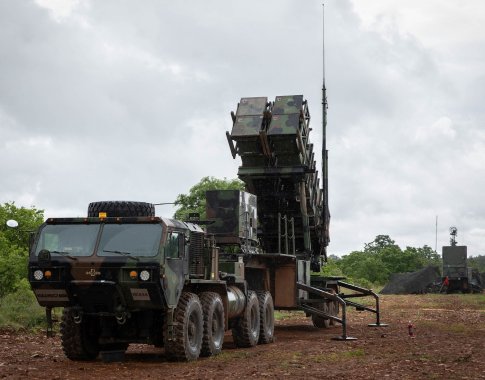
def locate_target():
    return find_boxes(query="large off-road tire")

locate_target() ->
[232,291,260,348]
[87,201,155,218]
[257,291,274,344]
[311,301,330,329]
[200,292,225,357]
[60,308,100,361]
[164,292,203,362]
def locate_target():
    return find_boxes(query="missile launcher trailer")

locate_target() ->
[225,95,386,336]
[26,95,385,362]
[227,95,326,265]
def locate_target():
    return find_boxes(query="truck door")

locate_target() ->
[162,231,187,308]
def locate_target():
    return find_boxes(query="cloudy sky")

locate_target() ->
[1,0,484,256]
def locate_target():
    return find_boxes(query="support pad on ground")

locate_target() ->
[368,323,389,327]
[331,335,357,341]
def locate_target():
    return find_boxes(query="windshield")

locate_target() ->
[35,224,100,257]
[97,224,162,257]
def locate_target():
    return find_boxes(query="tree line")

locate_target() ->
[323,236,485,288]
[322,235,443,288]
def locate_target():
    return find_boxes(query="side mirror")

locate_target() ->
[6,220,19,228]
[5,219,37,252]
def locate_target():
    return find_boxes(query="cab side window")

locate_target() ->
[166,232,184,258]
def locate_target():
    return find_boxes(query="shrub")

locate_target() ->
[0,279,45,330]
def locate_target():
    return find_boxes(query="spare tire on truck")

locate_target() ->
[87,201,155,218]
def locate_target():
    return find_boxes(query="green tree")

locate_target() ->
[336,236,443,286]
[0,202,44,247]
[363,235,440,273]
[337,250,390,285]
[364,235,399,254]
[0,202,44,297]
[468,255,485,272]
[174,176,244,220]
[380,246,421,274]
[402,245,441,269]
[416,245,441,264]
[320,256,344,277]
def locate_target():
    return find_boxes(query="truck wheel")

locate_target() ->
[311,301,330,328]
[257,291,274,344]
[60,308,100,361]
[87,201,155,217]
[232,291,260,348]
[200,292,225,357]
[164,292,203,361]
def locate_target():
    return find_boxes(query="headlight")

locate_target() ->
[33,270,44,280]
[139,270,150,281]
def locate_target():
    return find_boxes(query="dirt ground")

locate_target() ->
[0,294,484,379]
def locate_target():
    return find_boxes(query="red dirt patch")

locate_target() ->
[1,294,484,379]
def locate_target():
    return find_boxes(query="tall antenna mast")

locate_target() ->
[322,3,330,251]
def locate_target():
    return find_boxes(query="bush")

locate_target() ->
[320,257,344,277]
[333,236,444,286]
[0,279,45,330]
[0,202,44,298]
[319,257,376,289]
[174,176,244,220]
[344,276,374,290]
[0,239,28,297]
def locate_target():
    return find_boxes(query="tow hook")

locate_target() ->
[72,311,83,324]
[115,312,128,325]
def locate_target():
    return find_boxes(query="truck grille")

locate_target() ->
[189,231,205,278]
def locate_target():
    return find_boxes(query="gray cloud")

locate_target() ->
[1,0,484,256]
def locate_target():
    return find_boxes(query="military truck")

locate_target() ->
[442,227,483,293]
[29,200,267,361]
[27,95,385,362]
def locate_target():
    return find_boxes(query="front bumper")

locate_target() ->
[29,265,166,313]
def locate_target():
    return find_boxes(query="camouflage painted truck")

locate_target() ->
[29,201,267,361]
[27,95,386,362]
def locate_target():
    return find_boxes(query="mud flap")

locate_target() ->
[165,307,175,342]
